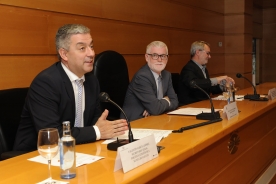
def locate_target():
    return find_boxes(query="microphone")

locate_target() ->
[236,73,260,100]
[99,92,134,151]
[190,80,221,120]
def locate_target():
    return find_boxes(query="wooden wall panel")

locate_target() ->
[225,15,246,34]
[192,10,224,33]
[0,0,103,17]
[171,0,225,14]
[0,56,56,89]
[263,8,276,24]
[262,0,276,8]
[253,6,263,24]
[263,24,276,40]
[0,6,50,54]
[0,1,227,89]
[0,0,264,90]
[0,1,224,32]
[169,30,224,54]
[253,22,263,38]
[262,54,276,81]
[262,3,276,81]
[225,0,245,14]
[225,35,246,53]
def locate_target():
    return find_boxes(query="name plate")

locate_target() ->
[223,102,239,120]
[114,134,158,173]
[268,88,276,100]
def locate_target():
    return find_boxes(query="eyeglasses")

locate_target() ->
[147,53,169,60]
[200,50,211,56]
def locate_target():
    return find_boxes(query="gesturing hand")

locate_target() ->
[95,109,128,139]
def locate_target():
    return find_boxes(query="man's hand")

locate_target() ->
[216,76,235,85]
[143,110,150,117]
[95,109,128,139]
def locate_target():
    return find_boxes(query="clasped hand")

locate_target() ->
[217,76,235,85]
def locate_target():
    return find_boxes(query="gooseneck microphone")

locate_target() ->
[99,92,134,151]
[236,73,260,100]
[190,80,221,120]
[172,81,222,133]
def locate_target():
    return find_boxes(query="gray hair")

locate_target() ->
[190,41,210,58]
[55,24,90,59]
[146,41,168,54]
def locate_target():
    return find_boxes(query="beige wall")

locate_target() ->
[0,0,274,90]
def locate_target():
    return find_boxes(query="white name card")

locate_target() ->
[223,102,239,120]
[268,88,276,100]
[114,134,159,173]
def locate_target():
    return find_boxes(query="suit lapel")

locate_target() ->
[190,60,206,79]
[144,65,158,97]
[57,62,76,128]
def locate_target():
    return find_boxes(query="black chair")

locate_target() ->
[171,73,180,95]
[93,50,129,120]
[0,88,30,160]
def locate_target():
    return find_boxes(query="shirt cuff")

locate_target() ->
[210,78,218,86]
[93,125,101,140]
[163,98,171,106]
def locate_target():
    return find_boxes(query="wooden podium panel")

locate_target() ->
[148,108,276,183]
[0,83,276,184]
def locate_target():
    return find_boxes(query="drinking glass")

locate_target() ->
[223,91,231,104]
[37,128,59,184]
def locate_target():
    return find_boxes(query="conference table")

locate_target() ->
[1,82,276,183]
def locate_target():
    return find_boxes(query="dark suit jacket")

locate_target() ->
[121,64,178,122]
[178,60,222,106]
[13,62,102,151]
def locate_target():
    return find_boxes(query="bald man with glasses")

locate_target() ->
[178,41,235,106]
[121,41,178,122]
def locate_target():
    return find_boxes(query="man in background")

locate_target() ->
[14,24,128,151]
[121,41,178,122]
[178,41,235,106]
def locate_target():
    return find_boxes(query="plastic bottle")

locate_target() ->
[60,121,76,179]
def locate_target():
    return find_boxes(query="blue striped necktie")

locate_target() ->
[75,79,83,127]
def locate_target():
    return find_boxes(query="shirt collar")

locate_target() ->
[150,70,161,80]
[192,60,206,70]
[61,62,85,82]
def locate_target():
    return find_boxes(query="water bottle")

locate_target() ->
[60,121,76,179]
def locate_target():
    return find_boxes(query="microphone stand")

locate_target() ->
[99,92,163,153]
[193,83,221,120]
[241,76,260,100]
[236,73,268,101]
[171,81,222,133]
[105,98,135,151]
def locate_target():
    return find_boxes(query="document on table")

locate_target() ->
[102,128,172,144]
[28,152,104,167]
[212,95,244,101]
[167,107,222,116]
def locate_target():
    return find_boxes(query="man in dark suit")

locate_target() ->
[13,24,128,151]
[121,41,178,122]
[178,41,235,106]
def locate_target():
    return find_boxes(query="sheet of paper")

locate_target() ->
[28,152,104,167]
[102,128,172,144]
[167,107,222,116]
[212,95,244,101]
[37,178,68,184]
